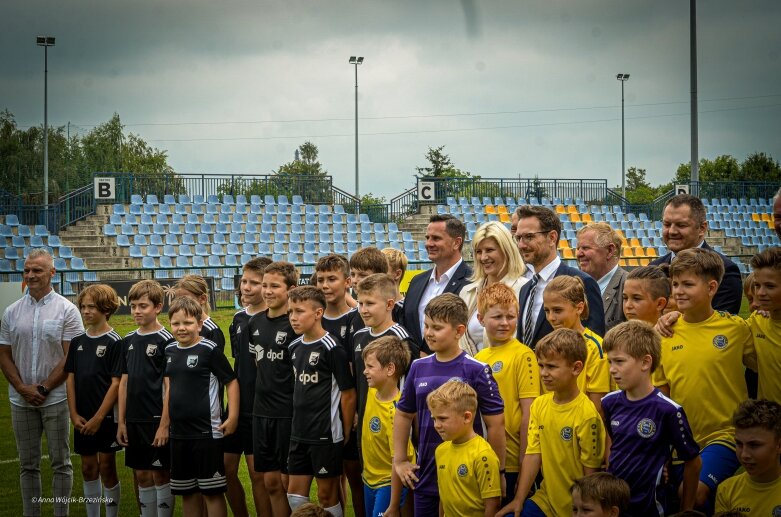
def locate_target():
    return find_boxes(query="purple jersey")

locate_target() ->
[397,352,504,495]
[602,388,700,516]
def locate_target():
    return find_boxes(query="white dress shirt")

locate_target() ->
[417,259,463,338]
[521,256,561,338]
[597,264,620,296]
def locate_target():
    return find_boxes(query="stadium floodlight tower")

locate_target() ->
[37,36,56,226]
[349,56,364,208]
[616,73,630,199]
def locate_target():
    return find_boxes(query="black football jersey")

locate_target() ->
[119,327,176,423]
[248,310,297,418]
[65,329,122,420]
[321,307,365,356]
[229,309,260,417]
[392,299,405,325]
[200,317,225,351]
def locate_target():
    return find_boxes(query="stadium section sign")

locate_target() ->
[94,177,116,200]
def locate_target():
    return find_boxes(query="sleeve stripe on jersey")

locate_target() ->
[203,319,218,330]
[165,343,178,350]
[322,334,339,350]
[655,391,683,410]
[389,324,409,339]
[584,334,604,358]
[290,336,303,347]
[199,338,217,349]
[125,330,138,338]
[464,354,489,367]
[353,327,370,337]
[108,331,122,342]
[601,390,621,402]
[158,328,175,340]
[233,308,247,316]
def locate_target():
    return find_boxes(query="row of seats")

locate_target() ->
[703,197,775,208]
[110,212,379,227]
[0,223,52,237]
[116,202,360,218]
[1,235,63,249]
[129,194,307,206]
[3,245,77,261]
[0,256,87,273]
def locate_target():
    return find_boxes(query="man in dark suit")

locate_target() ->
[650,194,742,315]
[576,222,627,332]
[773,187,781,241]
[403,214,472,353]
[514,206,605,349]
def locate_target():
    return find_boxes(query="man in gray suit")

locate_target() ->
[576,222,627,333]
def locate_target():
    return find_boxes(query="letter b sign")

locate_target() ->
[94,178,115,200]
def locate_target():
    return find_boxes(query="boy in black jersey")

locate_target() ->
[380,247,408,324]
[116,279,176,517]
[66,284,123,517]
[349,246,388,286]
[174,274,226,351]
[249,261,299,517]
[163,297,238,516]
[286,286,356,517]
[225,256,272,517]
[315,254,365,516]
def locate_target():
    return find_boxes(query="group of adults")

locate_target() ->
[0,188,779,516]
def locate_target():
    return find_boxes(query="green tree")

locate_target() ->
[674,155,741,183]
[415,145,471,178]
[740,152,781,182]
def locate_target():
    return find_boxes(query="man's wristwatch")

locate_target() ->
[37,384,50,396]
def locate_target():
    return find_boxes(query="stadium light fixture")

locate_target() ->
[349,56,364,205]
[37,36,55,227]
[616,73,630,199]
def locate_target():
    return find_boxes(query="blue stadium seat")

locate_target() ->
[178,245,193,257]
[163,245,178,257]
[182,234,195,246]
[52,257,67,270]
[218,213,231,224]
[194,244,209,256]
[165,234,179,246]
[288,243,303,254]
[133,235,148,246]
[59,246,73,259]
[292,195,304,206]
[131,194,143,205]
[114,235,130,248]
[240,243,255,255]
[17,226,31,237]
[265,195,277,206]
[137,224,151,236]
[112,204,126,216]
[192,203,205,215]
[4,247,19,260]
[47,235,61,248]
[210,244,225,256]
[143,204,156,215]
[33,225,48,236]
[273,242,286,255]
[228,233,242,244]
[70,257,86,270]
[304,242,316,254]
[103,224,117,237]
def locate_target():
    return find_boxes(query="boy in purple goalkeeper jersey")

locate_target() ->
[602,321,701,516]
[390,294,505,517]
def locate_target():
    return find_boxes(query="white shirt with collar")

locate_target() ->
[522,255,561,338]
[0,289,83,407]
[597,264,620,296]
[670,240,705,260]
[418,258,464,338]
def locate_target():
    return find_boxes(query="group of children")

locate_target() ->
[62,243,781,517]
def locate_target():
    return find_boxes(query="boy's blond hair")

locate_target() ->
[476,282,519,316]
[362,335,411,379]
[544,276,589,320]
[355,273,397,301]
[349,247,388,275]
[264,261,299,288]
[175,274,211,314]
[669,248,724,284]
[77,284,120,320]
[570,472,630,513]
[424,293,468,327]
[381,247,408,278]
[426,380,478,415]
[535,328,587,365]
[315,254,350,277]
[128,279,164,306]
[168,296,203,321]
[602,320,661,372]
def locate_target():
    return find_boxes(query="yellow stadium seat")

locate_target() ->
[559,239,570,249]
[629,238,641,248]
[555,205,567,214]
[570,213,581,223]
[770,220,775,229]
[619,259,628,268]
[633,246,646,257]
[751,213,761,222]
[581,214,593,223]
[567,205,578,214]
[761,213,772,222]
[623,247,634,258]
[638,258,650,266]
[627,259,639,267]
[497,205,508,214]
[562,248,576,259]
[499,213,510,223]
[646,247,658,258]
[485,205,496,214]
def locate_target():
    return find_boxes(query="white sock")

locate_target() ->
[104,482,120,517]
[155,483,174,517]
[325,503,343,517]
[138,485,157,517]
[286,493,309,510]
[83,479,102,517]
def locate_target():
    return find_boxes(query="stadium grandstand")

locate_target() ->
[0,172,778,307]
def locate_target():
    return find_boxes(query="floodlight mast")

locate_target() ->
[616,73,630,199]
[348,56,364,206]
[37,35,56,227]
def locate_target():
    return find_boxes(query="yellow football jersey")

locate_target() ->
[655,311,754,449]
[540,328,610,397]
[435,435,501,517]
[527,392,606,517]
[475,338,540,473]
[715,472,781,515]
[361,388,415,488]
[746,312,781,402]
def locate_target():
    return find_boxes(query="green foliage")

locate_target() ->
[617,167,669,205]
[415,145,471,178]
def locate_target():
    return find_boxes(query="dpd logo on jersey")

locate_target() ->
[275,331,287,345]
[309,352,320,366]
[636,418,657,438]
[187,355,198,368]
[254,345,264,362]
[560,426,573,441]
[96,345,106,357]
[369,417,381,433]
[712,335,728,350]
[146,344,157,357]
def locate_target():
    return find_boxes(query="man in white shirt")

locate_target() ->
[576,222,627,332]
[0,248,83,517]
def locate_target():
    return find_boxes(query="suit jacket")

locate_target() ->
[602,266,627,333]
[649,241,743,315]
[402,260,473,354]
[517,263,606,349]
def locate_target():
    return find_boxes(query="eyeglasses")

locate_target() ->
[513,230,550,243]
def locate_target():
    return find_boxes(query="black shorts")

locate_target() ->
[222,415,254,456]
[125,422,170,471]
[74,418,122,456]
[252,417,292,473]
[170,438,226,496]
[287,440,342,478]
[342,430,359,462]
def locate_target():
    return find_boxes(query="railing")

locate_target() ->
[642,181,781,220]
[0,185,94,233]
[390,186,418,221]
[414,177,611,205]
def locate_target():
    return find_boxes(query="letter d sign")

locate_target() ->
[94,178,115,200]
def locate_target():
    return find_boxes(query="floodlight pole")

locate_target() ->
[617,73,630,199]
[690,0,699,194]
[349,56,363,207]
[37,36,55,225]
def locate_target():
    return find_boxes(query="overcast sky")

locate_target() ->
[2,0,780,199]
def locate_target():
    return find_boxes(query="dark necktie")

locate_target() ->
[523,274,541,346]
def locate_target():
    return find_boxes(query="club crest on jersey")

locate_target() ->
[275,331,287,345]
[457,464,468,477]
[96,345,106,357]
[448,376,464,383]
[369,417,381,433]
[309,352,320,366]
[636,418,657,438]
[340,326,347,338]
[187,355,198,368]
[560,426,573,441]
[146,344,157,357]
[254,345,264,362]
[712,335,728,350]
[492,361,503,373]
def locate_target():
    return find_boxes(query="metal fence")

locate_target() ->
[415,177,613,205]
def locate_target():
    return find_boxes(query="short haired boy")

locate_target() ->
[570,472,631,517]
[715,399,781,514]
[602,321,701,515]
[360,336,413,517]
[286,286,357,517]
[116,279,176,517]
[622,265,670,325]
[66,284,123,517]
[224,257,273,517]
[380,247,408,324]
[498,328,606,517]
[654,249,756,511]
[349,246,389,285]
[163,297,239,517]
[429,381,501,517]
[392,293,505,517]
[473,283,539,502]
[250,261,300,517]
[747,248,781,402]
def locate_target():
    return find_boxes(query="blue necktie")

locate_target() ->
[523,274,541,346]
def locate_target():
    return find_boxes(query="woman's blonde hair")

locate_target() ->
[469,221,525,283]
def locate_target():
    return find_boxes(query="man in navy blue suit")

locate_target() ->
[514,205,605,349]
[402,214,472,354]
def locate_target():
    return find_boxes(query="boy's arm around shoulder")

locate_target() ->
[211,345,239,435]
[154,377,170,448]
[738,315,757,371]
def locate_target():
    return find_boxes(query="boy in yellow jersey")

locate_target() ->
[473,283,539,503]
[429,381,501,517]
[748,248,781,402]
[653,248,756,513]
[497,328,606,517]
[622,265,670,326]
[360,335,413,517]
[715,399,781,515]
